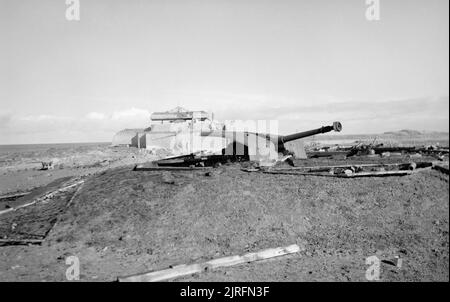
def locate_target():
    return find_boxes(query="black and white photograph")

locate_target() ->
[0,0,448,288]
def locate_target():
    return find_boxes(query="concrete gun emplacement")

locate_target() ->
[112,107,342,165]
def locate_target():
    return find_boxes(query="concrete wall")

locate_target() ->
[112,129,144,146]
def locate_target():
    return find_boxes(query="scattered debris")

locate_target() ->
[0,239,44,246]
[382,256,403,268]
[278,155,295,166]
[432,162,450,175]
[161,172,176,184]
[309,142,449,159]
[242,162,434,178]
[40,161,54,170]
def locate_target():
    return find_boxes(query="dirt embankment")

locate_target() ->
[1,158,447,282]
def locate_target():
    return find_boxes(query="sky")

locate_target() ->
[0,0,448,144]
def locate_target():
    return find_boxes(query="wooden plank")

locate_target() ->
[7,176,74,209]
[338,170,412,178]
[0,238,43,246]
[261,171,337,177]
[134,166,211,171]
[125,264,203,282]
[0,180,84,217]
[0,192,31,201]
[44,182,85,239]
[258,169,418,178]
[307,151,349,158]
[433,164,449,175]
[118,244,302,282]
[0,208,14,216]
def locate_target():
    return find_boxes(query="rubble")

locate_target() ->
[40,161,54,170]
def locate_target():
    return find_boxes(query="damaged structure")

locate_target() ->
[112,107,219,152]
[113,107,343,166]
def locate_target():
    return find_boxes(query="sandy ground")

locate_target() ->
[0,147,448,281]
[0,144,160,196]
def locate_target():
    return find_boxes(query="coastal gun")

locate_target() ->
[154,122,343,167]
[201,122,342,164]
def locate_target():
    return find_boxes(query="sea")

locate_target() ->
[0,142,110,155]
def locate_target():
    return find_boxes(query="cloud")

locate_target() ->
[111,108,149,120]
[0,97,448,144]
[214,96,449,134]
[0,112,13,128]
[86,112,106,120]
[90,108,151,132]
[0,108,151,144]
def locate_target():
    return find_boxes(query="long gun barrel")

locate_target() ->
[200,122,342,148]
[278,121,342,144]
